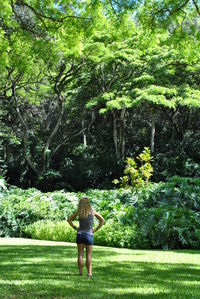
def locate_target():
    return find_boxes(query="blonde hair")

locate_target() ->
[77,197,92,219]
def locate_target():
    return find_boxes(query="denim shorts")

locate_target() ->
[76,232,94,245]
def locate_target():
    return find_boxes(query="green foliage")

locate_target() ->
[0,187,79,237]
[0,146,6,177]
[1,3,200,190]
[1,176,200,249]
[121,176,200,212]
[153,131,200,181]
[113,147,153,188]
[25,220,76,243]
[133,85,177,109]
[0,176,6,190]
[126,206,200,250]
[94,220,136,248]
[25,219,136,248]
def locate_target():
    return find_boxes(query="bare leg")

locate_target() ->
[77,244,84,275]
[85,245,93,275]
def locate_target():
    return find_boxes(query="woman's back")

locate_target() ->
[78,212,94,235]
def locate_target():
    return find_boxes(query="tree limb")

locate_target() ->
[150,0,190,25]
[107,63,120,90]
[11,77,39,175]
[192,0,200,16]
[15,0,91,31]
[11,0,48,31]
[49,111,96,161]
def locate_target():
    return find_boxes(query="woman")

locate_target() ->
[67,197,105,277]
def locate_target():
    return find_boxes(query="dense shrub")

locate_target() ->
[25,221,76,242]
[113,147,153,188]
[130,176,200,211]
[0,176,200,249]
[25,219,136,248]
[124,206,200,249]
[94,220,136,248]
[0,187,78,237]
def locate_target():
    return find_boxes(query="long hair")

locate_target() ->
[77,197,92,219]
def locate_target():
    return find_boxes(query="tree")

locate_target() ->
[86,17,146,159]
[0,0,200,190]
[86,27,200,155]
[0,0,98,183]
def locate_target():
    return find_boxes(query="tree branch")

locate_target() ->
[11,0,48,31]
[49,111,96,161]
[15,0,91,31]
[107,63,120,90]
[192,0,200,16]
[100,64,106,92]
[150,0,190,25]
[43,92,64,172]
[11,77,39,175]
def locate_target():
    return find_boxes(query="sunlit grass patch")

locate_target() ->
[0,238,199,299]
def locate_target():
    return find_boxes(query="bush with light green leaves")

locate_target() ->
[25,220,76,243]
[113,147,153,189]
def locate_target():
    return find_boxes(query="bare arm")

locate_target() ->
[67,211,78,231]
[93,211,105,233]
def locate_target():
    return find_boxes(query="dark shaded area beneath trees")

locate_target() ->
[2,106,200,192]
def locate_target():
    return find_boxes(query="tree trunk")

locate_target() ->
[112,111,120,160]
[11,81,39,175]
[43,93,64,172]
[150,112,156,153]
[112,110,126,160]
[119,108,126,160]
[82,120,87,146]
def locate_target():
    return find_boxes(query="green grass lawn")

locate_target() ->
[0,238,200,299]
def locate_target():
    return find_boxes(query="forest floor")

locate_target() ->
[0,238,200,299]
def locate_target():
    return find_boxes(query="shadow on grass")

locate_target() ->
[173,249,200,254]
[0,245,199,299]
